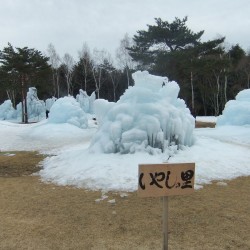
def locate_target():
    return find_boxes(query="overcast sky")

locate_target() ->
[1,0,250,61]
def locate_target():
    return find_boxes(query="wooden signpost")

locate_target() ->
[138,163,195,250]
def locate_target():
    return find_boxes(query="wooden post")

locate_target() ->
[163,196,169,250]
[21,77,25,123]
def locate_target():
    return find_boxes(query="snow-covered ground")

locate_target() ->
[0,118,250,192]
[1,72,249,192]
[196,116,217,123]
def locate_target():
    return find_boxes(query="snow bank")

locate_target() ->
[48,96,88,128]
[1,119,250,192]
[90,71,195,154]
[217,89,250,126]
[0,100,16,120]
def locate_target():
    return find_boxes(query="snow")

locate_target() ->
[0,73,250,193]
[196,116,217,123]
[0,120,249,192]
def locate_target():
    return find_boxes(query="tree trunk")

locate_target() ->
[110,74,116,102]
[52,70,57,97]
[190,71,194,114]
[20,75,29,124]
[126,67,130,88]
[213,70,222,116]
[84,65,87,91]
[66,75,70,96]
[6,90,16,108]
[24,93,28,124]
[21,81,25,123]
[56,71,60,98]
[92,70,100,99]
[224,74,228,105]
[216,76,220,116]
[21,99,24,123]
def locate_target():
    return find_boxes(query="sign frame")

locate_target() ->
[138,163,195,197]
[138,162,195,250]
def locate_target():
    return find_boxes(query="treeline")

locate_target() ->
[0,36,134,112]
[128,17,250,116]
[1,17,250,116]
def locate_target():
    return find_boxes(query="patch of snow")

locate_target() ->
[196,116,217,123]
[216,182,228,186]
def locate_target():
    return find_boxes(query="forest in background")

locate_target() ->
[0,17,250,116]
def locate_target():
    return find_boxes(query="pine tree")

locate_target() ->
[127,17,226,115]
[0,43,51,123]
[128,17,204,70]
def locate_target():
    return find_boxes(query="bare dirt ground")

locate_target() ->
[195,121,216,128]
[0,141,250,249]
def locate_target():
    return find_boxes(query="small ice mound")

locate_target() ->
[0,100,16,120]
[48,96,88,128]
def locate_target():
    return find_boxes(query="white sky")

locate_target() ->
[1,0,250,61]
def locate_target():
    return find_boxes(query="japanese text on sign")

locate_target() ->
[138,163,195,197]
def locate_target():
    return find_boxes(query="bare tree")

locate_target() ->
[91,49,109,99]
[78,42,92,91]
[47,43,61,98]
[212,68,222,116]
[116,33,135,88]
[62,53,75,96]
[190,59,195,114]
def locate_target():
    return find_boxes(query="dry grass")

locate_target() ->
[195,121,216,128]
[0,151,250,250]
[0,151,44,177]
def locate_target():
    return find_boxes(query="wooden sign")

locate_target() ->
[138,162,195,250]
[138,163,195,197]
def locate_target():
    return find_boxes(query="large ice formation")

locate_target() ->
[90,71,195,154]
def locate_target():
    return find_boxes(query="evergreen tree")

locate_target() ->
[229,44,245,68]
[0,43,51,123]
[128,17,204,71]
[128,17,226,115]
